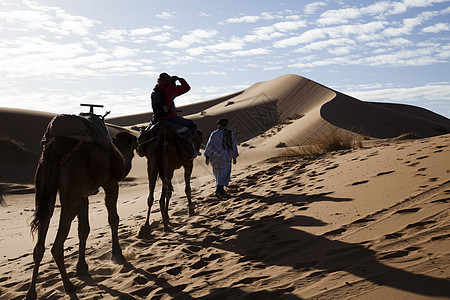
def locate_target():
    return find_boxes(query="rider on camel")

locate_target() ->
[150,73,197,135]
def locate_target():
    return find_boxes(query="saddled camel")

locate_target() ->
[138,122,202,236]
[26,131,137,299]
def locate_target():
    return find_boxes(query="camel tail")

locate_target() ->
[30,152,58,237]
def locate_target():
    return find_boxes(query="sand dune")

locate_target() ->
[0,74,449,299]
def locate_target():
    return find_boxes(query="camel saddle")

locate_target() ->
[41,113,111,148]
[137,121,197,160]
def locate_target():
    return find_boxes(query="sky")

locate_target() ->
[0,0,449,118]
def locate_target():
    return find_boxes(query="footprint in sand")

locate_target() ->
[405,220,436,229]
[134,275,149,284]
[352,217,376,224]
[379,250,410,260]
[351,180,369,186]
[431,233,450,241]
[416,155,429,160]
[192,269,221,278]
[190,259,208,270]
[376,170,395,176]
[325,164,339,170]
[385,232,403,239]
[323,227,347,236]
[434,145,447,153]
[166,266,182,276]
[234,276,268,285]
[395,207,420,214]
[431,198,449,204]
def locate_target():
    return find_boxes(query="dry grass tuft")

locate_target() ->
[0,135,28,157]
[280,128,362,158]
[0,184,9,205]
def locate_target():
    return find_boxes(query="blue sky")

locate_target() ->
[0,0,449,117]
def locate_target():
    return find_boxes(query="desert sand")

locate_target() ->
[0,74,449,299]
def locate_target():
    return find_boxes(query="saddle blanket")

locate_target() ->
[41,113,111,148]
[137,121,196,160]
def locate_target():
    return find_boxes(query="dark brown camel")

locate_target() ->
[26,131,137,299]
[138,122,202,236]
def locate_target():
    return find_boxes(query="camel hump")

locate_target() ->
[41,114,111,148]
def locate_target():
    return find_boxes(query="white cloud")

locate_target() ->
[422,22,450,32]
[97,29,128,43]
[274,21,385,48]
[274,28,326,48]
[387,0,450,15]
[358,47,443,66]
[365,37,413,47]
[294,38,356,53]
[304,2,328,15]
[220,12,280,24]
[186,37,245,56]
[130,27,164,36]
[244,20,306,43]
[342,82,450,105]
[382,11,438,36]
[111,46,139,58]
[230,48,271,56]
[318,8,362,25]
[166,29,218,49]
[0,2,98,36]
[327,46,354,55]
[156,11,177,20]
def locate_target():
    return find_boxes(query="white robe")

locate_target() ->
[204,129,239,186]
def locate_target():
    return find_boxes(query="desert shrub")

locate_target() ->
[276,142,287,148]
[280,128,362,158]
[0,184,9,205]
[0,135,27,156]
[394,132,420,140]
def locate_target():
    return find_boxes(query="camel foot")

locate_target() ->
[189,207,195,216]
[26,288,37,300]
[64,281,77,294]
[137,225,152,239]
[163,225,173,232]
[112,251,127,264]
[75,261,89,277]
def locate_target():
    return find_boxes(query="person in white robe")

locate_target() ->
[204,118,239,199]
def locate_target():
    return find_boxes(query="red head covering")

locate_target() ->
[158,73,171,84]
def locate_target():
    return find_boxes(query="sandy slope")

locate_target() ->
[0,134,449,299]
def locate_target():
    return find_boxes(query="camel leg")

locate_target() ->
[165,182,173,223]
[162,170,174,231]
[144,160,158,227]
[104,182,126,264]
[51,202,78,294]
[184,162,194,216]
[159,181,172,232]
[138,161,158,239]
[26,193,56,300]
[75,197,90,277]
[159,184,168,231]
